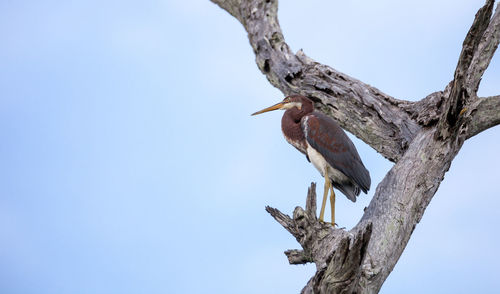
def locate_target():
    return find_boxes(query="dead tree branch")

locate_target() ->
[210,0,500,292]
[438,0,498,138]
[466,95,500,138]
[267,184,373,293]
[467,4,500,94]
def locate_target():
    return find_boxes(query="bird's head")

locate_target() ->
[251,95,313,116]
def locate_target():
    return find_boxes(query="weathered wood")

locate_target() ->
[467,4,500,94]
[210,0,500,292]
[268,183,373,294]
[466,95,500,138]
[438,0,496,139]
[353,129,464,293]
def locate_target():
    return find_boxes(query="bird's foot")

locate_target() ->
[319,220,339,228]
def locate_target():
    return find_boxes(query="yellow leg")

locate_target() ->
[330,185,336,226]
[319,176,330,222]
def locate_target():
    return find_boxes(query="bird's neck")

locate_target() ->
[284,108,305,123]
[281,110,306,146]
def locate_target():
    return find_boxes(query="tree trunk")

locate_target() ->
[210,0,500,292]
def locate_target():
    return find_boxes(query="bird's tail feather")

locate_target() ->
[332,181,360,203]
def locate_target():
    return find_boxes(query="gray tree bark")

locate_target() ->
[210,0,500,293]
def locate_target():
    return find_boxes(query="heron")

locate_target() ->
[252,95,370,225]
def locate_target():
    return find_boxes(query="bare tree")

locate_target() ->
[210,0,500,293]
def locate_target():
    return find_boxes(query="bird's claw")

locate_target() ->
[319,220,340,228]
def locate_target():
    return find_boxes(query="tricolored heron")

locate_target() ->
[252,95,370,225]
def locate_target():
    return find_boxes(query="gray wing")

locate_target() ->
[302,112,371,193]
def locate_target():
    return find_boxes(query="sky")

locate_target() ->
[0,0,499,293]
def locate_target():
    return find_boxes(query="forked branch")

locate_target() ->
[438,0,499,138]
[266,183,372,294]
[210,0,500,293]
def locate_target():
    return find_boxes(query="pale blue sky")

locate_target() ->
[1,0,499,293]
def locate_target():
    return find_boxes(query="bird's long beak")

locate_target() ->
[251,101,285,116]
